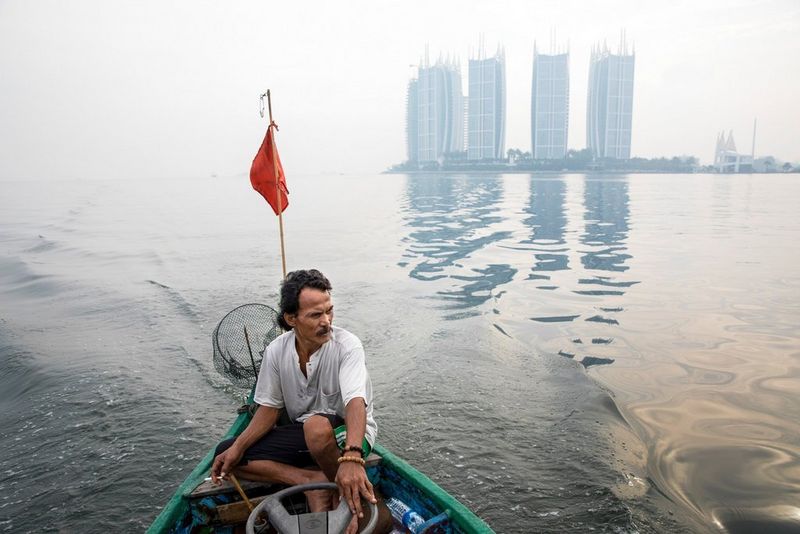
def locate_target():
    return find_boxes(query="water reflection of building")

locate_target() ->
[401,175,515,316]
[581,179,631,271]
[567,178,638,367]
[522,178,568,282]
[579,179,636,292]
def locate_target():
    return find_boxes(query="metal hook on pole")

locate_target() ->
[258,90,276,128]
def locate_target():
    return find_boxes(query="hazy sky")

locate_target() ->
[1,0,798,180]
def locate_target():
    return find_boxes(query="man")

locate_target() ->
[211,269,378,531]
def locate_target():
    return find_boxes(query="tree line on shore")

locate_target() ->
[389,149,798,173]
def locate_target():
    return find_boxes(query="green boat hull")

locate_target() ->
[147,410,493,533]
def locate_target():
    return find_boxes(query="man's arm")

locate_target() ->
[335,397,376,519]
[211,405,281,483]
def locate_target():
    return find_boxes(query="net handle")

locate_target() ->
[243,325,259,380]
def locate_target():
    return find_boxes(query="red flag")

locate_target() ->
[250,124,289,215]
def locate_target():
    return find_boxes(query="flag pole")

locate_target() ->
[266,90,288,279]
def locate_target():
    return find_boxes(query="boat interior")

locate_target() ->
[173,452,453,534]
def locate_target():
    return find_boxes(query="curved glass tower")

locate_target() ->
[467,47,506,161]
[587,41,635,160]
[531,45,570,160]
[406,58,464,164]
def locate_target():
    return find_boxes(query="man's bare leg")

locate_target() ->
[304,415,341,480]
[233,460,331,512]
[235,459,324,485]
[304,415,362,534]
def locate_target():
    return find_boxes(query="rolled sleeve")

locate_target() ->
[339,341,369,408]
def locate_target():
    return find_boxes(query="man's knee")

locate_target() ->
[303,415,336,450]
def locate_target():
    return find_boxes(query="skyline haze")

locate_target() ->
[1,0,798,180]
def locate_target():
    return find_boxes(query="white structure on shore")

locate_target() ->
[406,56,464,164]
[531,43,569,159]
[714,131,753,173]
[587,38,635,159]
[467,44,506,161]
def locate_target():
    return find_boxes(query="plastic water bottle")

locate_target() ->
[385,497,426,533]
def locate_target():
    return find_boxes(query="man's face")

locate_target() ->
[287,287,334,348]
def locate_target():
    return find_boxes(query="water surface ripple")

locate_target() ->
[1,174,798,532]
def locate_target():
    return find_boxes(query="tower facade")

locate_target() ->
[467,47,506,161]
[407,58,464,164]
[587,41,635,159]
[531,46,569,160]
[406,79,419,162]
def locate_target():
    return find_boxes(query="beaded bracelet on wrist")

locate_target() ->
[337,455,366,466]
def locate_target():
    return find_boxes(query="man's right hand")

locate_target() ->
[211,445,243,484]
[209,405,281,484]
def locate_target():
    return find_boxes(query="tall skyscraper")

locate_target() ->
[587,39,635,159]
[406,57,463,164]
[467,46,506,161]
[531,44,570,160]
[406,79,419,162]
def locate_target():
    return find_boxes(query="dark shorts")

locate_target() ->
[215,413,344,468]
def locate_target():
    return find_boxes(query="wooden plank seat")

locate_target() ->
[190,477,274,499]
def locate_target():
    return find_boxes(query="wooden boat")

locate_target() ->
[147,398,494,533]
[148,302,492,533]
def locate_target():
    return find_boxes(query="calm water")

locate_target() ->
[1,173,798,533]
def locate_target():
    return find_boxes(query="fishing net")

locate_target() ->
[212,303,281,388]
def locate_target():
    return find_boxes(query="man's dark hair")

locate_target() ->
[278,269,332,330]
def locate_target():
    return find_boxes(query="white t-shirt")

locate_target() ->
[254,326,377,446]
